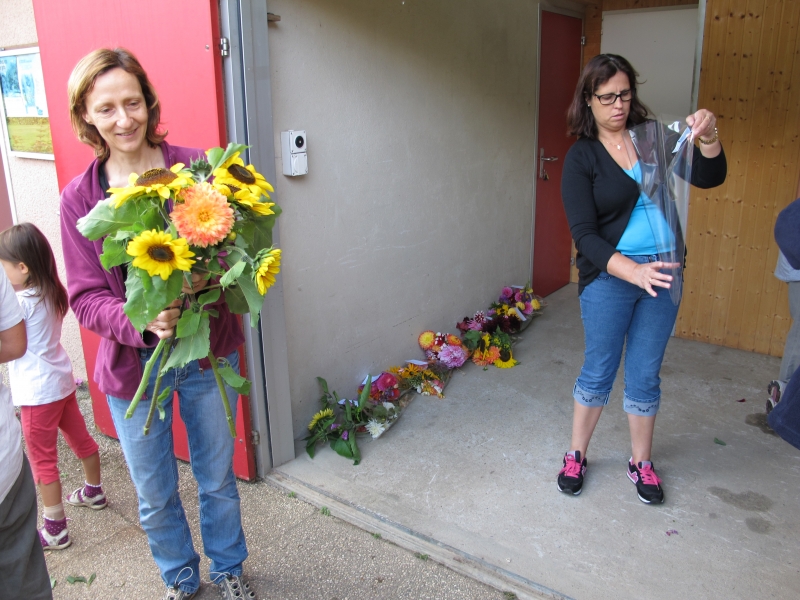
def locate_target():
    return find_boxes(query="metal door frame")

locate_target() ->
[219,0,295,474]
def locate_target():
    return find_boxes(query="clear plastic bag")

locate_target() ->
[628,116,695,305]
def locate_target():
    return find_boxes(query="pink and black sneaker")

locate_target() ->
[557,450,587,495]
[39,517,71,550]
[627,459,664,504]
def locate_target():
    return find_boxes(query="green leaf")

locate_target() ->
[176,310,202,339]
[162,315,211,373]
[76,198,140,240]
[219,364,251,395]
[317,377,330,396]
[205,147,224,169]
[358,375,372,411]
[214,143,249,170]
[88,573,96,586]
[156,387,171,421]
[146,270,183,317]
[349,434,361,465]
[714,437,727,446]
[332,436,354,459]
[123,270,149,332]
[224,283,249,316]
[197,287,221,307]
[237,273,266,326]
[220,260,247,288]
[50,577,56,589]
[100,235,131,271]
[66,575,87,584]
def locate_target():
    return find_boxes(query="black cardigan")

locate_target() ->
[561,137,727,293]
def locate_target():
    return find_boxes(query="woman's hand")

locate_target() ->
[607,253,681,298]
[145,299,181,340]
[686,109,721,158]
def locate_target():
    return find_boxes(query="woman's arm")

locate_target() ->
[0,321,26,363]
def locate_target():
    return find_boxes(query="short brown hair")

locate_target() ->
[566,54,651,140]
[67,48,166,162]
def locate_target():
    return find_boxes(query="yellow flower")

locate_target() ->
[108,163,193,208]
[171,183,235,248]
[495,350,517,369]
[126,230,195,280]
[254,248,282,295]
[531,298,541,311]
[212,152,274,199]
[308,408,334,431]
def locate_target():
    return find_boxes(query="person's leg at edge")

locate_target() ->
[570,403,604,458]
[58,391,104,507]
[628,414,656,463]
[177,350,247,583]
[0,455,53,600]
[107,352,200,594]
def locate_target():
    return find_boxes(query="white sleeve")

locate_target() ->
[0,272,23,332]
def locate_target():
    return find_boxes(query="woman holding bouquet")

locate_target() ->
[60,48,256,600]
[557,54,727,504]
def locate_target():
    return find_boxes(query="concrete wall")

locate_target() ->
[0,0,86,378]
[267,0,544,438]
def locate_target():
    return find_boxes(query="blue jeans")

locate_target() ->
[107,350,247,593]
[574,255,680,416]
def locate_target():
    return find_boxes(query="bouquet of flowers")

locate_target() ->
[465,330,517,369]
[388,361,450,397]
[305,375,402,465]
[76,144,280,437]
[417,330,469,368]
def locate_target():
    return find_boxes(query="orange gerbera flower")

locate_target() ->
[446,334,462,347]
[472,346,501,367]
[171,182,235,248]
[418,331,435,351]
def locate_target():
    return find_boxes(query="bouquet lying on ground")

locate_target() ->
[77,144,281,437]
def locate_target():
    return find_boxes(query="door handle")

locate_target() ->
[539,148,558,180]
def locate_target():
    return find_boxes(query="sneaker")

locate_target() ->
[216,574,256,599]
[65,485,107,510]
[766,380,782,414]
[627,459,664,504]
[39,517,71,550]
[163,587,195,600]
[557,450,587,495]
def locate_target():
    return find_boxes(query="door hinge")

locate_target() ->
[250,430,260,445]
[220,37,230,57]
[580,36,586,46]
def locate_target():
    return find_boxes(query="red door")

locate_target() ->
[532,11,583,297]
[32,0,256,480]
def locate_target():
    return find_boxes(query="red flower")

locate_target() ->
[376,372,398,392]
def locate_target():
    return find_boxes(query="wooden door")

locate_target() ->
[532,10,583,297]
[32,0,256,479]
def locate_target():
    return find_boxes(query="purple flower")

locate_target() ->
[467,320,483,331]
[439,345,467,369]
[342,430,349,441]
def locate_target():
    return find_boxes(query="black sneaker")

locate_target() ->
[627,459,664,504]
[557,451,587,495]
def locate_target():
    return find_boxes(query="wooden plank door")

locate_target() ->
[532,10,583,297]
[32,0,256,479]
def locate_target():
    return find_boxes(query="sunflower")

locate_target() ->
[171,182,235,248]
[126,230,195,280]
[495,349,518,369]
[254,248,282,295]
[308,407,334,431]
[108,163,193,208]
[212,152,274,199]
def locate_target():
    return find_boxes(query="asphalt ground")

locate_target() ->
[6,372,509,600]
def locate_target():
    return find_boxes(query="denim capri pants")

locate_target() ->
[573,255,681,416]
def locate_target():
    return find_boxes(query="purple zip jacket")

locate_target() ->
[60,141,245,401]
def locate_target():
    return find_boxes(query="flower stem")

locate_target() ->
[143,337,174,436]
[126,338,167,419]
[208,350,237,438]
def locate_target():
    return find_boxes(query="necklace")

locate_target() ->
[602,138,624,150]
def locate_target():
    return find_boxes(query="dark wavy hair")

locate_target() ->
[68,48,166,162]
[566,54,651,140]
[0,223,69,319]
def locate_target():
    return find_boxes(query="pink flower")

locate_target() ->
[501,287,514,300]
[439,345,467,369]
[467,320,483,331]
[375,372,398,392]
[523,301,533,315]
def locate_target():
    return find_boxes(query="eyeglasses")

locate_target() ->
[593,89,633,105]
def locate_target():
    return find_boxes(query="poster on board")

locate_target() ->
[0,50,53,156]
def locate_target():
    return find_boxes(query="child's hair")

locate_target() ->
[0,223,69,319]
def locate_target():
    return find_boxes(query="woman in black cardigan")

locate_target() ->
[557,54,727,504]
